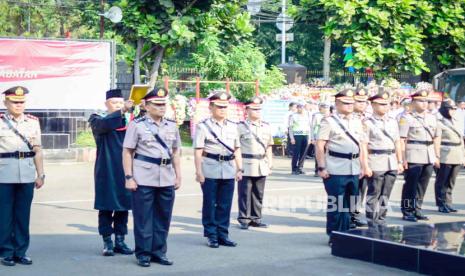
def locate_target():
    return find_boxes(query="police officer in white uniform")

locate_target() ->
[237,96,273,229]
[435,99,464,213]
[194,91,243,248]
[362,88,404,227]
[399,90,440,222]
[123,88,181,267]
[0,86,45,266]
[316,89,367,246]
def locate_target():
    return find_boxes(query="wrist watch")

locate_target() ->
[237,169,244,173]
[125,175,133,180]
[317,167,326,172]
[39,174,46,180]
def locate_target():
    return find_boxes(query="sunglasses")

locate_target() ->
[10,101,25,104]
[341,102,354,105]
[214,105,228,109]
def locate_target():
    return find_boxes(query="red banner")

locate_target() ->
[0,38,111,109]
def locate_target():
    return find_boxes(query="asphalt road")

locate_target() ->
[3,156,465,276]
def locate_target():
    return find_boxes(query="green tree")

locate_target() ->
[191,32,285,101]
[300,0,465,76]
[111,0,255,85]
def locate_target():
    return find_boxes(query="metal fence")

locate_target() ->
[306,70,422,85]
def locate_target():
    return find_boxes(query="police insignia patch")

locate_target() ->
[347,90,354,97]
[382,93,389,99]
[15,87,24,96]
[220,93,228,100]
[157,89,164,97]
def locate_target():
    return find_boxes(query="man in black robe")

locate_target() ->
[89,89,134,256]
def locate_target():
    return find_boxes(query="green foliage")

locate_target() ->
[74,130,96,148]
[191,32,285,101]
[112,0,254,83]
[298,0,465,75]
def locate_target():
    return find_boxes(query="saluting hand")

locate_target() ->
[122,100,134,113]
[35,177,44,189]
[125,179,138,191]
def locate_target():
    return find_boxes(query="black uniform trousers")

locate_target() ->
[237,176,266,225]
[291,135,308,172]
[201,178,235,241]
[401,163,433,215]
[434,164,461,207]
[0,183,34,258]
[132,185,175,259]
[323,175,358,237]
[98,210,128,237]
[366,171,397,224]
[351,177,367,222]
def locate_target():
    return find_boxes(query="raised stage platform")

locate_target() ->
[332,221,465,275]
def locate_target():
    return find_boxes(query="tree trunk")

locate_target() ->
[134,38,143,84]
[149,46,165,88]
[323,37,331,83]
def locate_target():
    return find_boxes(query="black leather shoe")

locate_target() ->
[219,238,237,247]
[1,257,15,266]
[438,206,450,213]
[402,214,418,222]
[446,205,458,212]
[137,256,151,267]
[114,235,134,255]
[102,235,114,256]
[415,212,429,220]
[15,256,32,265]
[206,238,219,248]
[250,221,268,228]
[239,223,249,230]
[151,255,173,266]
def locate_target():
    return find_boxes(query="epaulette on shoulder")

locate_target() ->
[165,118,176,123]
[238,121,246,125]
[199,119,208,124]
[26,114,38,120]
[134,117,146,123]
[226,119,238,124]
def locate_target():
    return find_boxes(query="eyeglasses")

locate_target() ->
[215,105,228,109]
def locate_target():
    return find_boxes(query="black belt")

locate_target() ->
[407,140,433,146]
[368,149,395,155]
[242,154,266,159]
[0,151,35,159]
[203,152,235,161]
[328,150,359,160]
[134,153,171,166]
[441,141,462,146]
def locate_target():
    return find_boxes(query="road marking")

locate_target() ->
[33,186,324,205]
